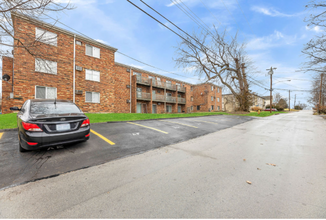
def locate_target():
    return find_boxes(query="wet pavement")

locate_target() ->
[0,115,253,189]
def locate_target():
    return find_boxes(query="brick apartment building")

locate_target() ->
[1,13,222,114]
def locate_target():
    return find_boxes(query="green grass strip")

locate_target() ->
[0,111,288,130]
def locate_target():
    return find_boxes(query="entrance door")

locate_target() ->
[152,90,156,100]
[136,103,142,113]
[166,105,172,113]
[178,105,181,113]
[152,104,157,114]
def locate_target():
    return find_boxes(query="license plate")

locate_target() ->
[56,124,70,131]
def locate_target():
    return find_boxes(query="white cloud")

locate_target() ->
[305,25,323,33]
[246,30,297,51]
[251,6,303,17]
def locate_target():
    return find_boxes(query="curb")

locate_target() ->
[0,128,18,132]
[104,114,227,123]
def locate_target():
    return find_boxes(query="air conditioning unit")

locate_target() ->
[126,99,131,103]
[75,90,83,95]
[126,69,131,72]
[126,85,130,88]
[75,65,83,71]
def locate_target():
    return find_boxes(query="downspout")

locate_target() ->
[73,35,76,103]
[130,67,132,113]
[215,87,216,110]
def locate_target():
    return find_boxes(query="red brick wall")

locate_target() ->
[1,57,14,114]
[1,15,223,115]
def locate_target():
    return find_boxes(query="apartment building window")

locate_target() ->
[197,105,200,110]
[191,86,193,91]
[76,40,82,45]
[86,44,100,58]
[191,96,193,101]
[133,72,141,76]
[218,88,220,93]
[35,27,57,46]
[86,91,100,103]
[211,96,214,101]
[218,106,220,110]
[85,69,100,82]
[166,105,172,113]
[191,106,193,111]
[35,58,57,75]
[217,97,220,102]
[35,86,57,99]
[211,86,214,91]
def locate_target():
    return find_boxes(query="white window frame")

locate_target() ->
[35,27,57,46]
[218,88,220,93]
[218,98,220,102]
[211,96,214,101]
[218,106,220,110]
[85,91,100,103]
[85,44,100,58]
[35,58,57,75]
[191,96,193,101]
[85,69,100,82]
[211,86,214,91]
[35,86,57,99]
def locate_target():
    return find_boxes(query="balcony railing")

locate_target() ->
[136,76,150,85]
[152,80,165,88]
[153,94,165,102]
[177,86,186,93]
[136,92,151,100]
[178,97,186,104]
[166,96,176,103]
[166,83,176,91]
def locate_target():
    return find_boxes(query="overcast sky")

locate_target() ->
[1,0,318,106]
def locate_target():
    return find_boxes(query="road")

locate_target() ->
[0,110,326,218]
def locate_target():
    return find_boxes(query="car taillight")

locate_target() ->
[22,122,42,132]
[27,142,38,146]
[80,119,90,127]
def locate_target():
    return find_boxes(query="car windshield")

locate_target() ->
[30,102,82,115]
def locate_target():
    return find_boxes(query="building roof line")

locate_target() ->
[11,12,118,52]
[115,62,221,88]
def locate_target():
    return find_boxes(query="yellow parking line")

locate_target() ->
[159,120,198,128]
[90,129,115,145]
[127,122,168,134]
[0,133,3,139]
[183,119,219,124]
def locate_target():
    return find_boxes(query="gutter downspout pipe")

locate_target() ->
[130,67,132,113]
[73,35,76,103]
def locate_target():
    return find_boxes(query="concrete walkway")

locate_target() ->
[0,110,325,218]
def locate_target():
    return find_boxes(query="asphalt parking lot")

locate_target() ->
[0,115,253,190]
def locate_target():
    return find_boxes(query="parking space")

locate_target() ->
[0,115,253,190]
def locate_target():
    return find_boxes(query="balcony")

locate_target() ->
[153,94,165,102]
[178,97,186,104]
[165,83,176,91]
[136,92,151,101]
[166,96,176,103]
[152,80,165,89]
[136,76,150,86]
[177,86,186,93]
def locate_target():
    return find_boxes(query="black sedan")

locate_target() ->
[10,99,90,152]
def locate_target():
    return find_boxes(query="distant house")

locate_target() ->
[262,96,271,108]
[222,93,266,112]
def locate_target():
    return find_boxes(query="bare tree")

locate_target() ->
[308,73,326,106]
[174,28,253,112]
[274,92,282,104]
[0,0,74,60]
[302,1,326,73]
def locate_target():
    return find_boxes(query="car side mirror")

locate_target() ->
[10,107,21,111]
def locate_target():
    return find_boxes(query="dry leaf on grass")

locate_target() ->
[246,181,252,184]
[257,168,261,170]
[243,159,246,161]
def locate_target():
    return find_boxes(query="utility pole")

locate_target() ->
[289,90,291,111]
[318,73,323,114]
[266,67,277,113]
[294,94,296,108]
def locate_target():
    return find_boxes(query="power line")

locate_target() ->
[234,0,255,35]
[43,13,199,81]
